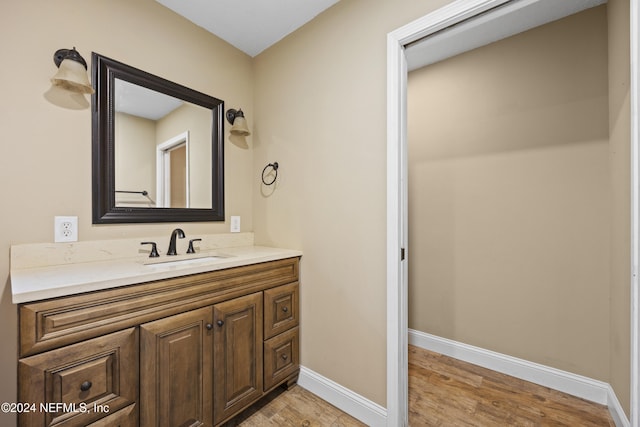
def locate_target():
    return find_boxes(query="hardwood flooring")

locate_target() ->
[222,346,615,426]
[409,345,615,426]
[221,384,366,427]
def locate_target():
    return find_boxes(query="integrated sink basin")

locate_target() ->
[143,255,228,267]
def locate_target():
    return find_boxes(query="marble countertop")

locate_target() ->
[11,238,301,304]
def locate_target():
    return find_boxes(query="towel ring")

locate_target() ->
[261,162,279,186]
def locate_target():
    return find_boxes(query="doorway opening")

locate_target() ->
[386,0,639,426]
[157,131,190,208]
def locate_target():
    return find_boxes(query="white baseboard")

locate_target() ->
[409,329,630,427]
[297,366,387,427]
[607,384,632,427]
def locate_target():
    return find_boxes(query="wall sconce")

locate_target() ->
[51,47,94,94]
[226,108,251,136]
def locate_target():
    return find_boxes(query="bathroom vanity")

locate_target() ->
[11,235,301,427]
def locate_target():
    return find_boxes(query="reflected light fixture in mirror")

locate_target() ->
[226,108,251,136]
[51,47,94,94]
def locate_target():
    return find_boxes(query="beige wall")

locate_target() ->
[608,0,631,416]
[115,112,157,207]
[253,0,454,406]
[0,0,253,424]
[408,3,630,416]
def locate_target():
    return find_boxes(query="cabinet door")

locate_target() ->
[140,307,214,427]
[213,292,263,425]
[18,328,138,427]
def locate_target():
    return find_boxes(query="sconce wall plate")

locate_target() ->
[53,48,88,69]
[226,108,241,125]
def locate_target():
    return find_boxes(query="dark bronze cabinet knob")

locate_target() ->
[282,306,288,313]
[281,354,288,360]
[206,323,213,330]
[80,381,92,392]
[217,320,224,327]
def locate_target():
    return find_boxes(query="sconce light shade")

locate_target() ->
[51,48,94,94]
[226,108,251,136]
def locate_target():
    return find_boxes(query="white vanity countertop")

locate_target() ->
[11,244,302,304]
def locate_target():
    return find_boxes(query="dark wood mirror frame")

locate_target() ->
[92,52,225,224]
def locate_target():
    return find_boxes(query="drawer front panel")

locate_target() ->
[56,355,111,405]
[20,257,299,357]
[264,327,299,391]
[18,328,138,427]
[86,404,136,427]
[264,282,299,339]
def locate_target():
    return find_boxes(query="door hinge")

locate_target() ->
[401,247,406,261]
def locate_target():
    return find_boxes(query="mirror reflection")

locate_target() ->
[92,52,225,224]
[114,79,212,209]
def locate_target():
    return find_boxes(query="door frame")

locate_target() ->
[386,1,640,426]
[156,131,190,208]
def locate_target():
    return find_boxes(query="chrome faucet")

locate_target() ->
[167,228,185,255]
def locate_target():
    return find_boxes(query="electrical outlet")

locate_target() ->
[230,216,241,233]
[54,216,78,242]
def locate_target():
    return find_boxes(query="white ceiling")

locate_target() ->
[115,79,183,120]
[155,0,606,66]
[155,0,341,57]
[405,0,607,71]
[132,0,607,119]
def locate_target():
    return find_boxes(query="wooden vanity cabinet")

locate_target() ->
[17,257,300,427]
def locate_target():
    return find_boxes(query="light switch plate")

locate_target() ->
[230,216,241,233]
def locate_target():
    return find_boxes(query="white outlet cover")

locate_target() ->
[54,216,78,242]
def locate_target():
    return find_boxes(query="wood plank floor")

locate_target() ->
[222,345,615,426]
[409,345,615,426]
[221,384,367,427]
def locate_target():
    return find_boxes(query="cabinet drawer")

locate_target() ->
[264,282,299,339]
[86,404,136,427]
[264,327,299,391]
[18,328,138,427]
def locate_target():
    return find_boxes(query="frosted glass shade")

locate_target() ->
[51,59,94,94]
[230,115,250,136]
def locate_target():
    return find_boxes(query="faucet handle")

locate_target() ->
[187,238,202,254]
[140,241,160,258]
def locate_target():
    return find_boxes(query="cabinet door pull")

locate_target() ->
[80,381,92,392]
[206,323,213,330]
[217,320,224,327]
[281,354,288,360]
[282,306,288,313]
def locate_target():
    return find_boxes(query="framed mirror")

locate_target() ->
[92,53,225,223]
